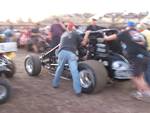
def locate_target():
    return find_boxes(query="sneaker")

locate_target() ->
[52,80,59,89]
[131,91,143,100]
[140,91,150,103]
[131,91,150,103]
[75,93,82,97]
[52,85,59,89]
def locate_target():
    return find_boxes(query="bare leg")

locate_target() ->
[32,45,38,53]
[132,74,150,92]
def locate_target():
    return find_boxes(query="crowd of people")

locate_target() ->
[1,17,150,101]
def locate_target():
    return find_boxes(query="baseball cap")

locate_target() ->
[127,21,136,27]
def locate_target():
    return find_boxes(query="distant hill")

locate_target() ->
[40,11,149,28]
[0,12,148,28]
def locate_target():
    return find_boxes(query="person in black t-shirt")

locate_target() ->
[82,18,108,59]
[86,18,106,31]
[104,21,150,101]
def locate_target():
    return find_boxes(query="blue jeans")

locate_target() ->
[52,50,81,94]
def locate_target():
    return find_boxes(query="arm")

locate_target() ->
[104,34,118,41]
[137,34,146,46]
[59,22,66,31]
[136,41,146,46]
[81,31,90,46]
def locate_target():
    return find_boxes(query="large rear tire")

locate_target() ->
[24,54,41,76]
[78,60,108,94]
[0,80,11,104]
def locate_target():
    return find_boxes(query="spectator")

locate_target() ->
[104,21,150,102]
[52,22,88,96]
[19,27,30,47]
[86,18,106,31]
[83,18,106,44]
[29,23,40,52]
[3,26,14,42]
[50,18,65,48]
[84,18,122,56]
[136,23,150,51]
[136,23,150,88]
[44,26,51,44]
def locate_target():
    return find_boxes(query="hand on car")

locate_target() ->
[85,30,91,36]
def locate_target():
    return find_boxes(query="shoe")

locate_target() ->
[53,86,59,89]
[131,91,150,103]
[140,91,150,103]
[131,91,143,100]
[52,80,59,89]
[75,93,82,97]
[52,84,59,89]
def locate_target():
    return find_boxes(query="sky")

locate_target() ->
[0,0,149,22]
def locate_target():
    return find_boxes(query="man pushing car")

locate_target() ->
[52,21,89,96]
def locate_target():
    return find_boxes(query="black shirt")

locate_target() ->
[86,25,106,31]
[58,31,82,54]
[117,29,148,57]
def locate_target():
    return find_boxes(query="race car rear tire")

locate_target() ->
[24,54,41,76]
[78,60,108,94]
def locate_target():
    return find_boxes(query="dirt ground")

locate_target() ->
[0,49,150,113]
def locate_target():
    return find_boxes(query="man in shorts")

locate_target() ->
[104,21,150,102]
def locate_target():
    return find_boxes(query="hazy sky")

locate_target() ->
[0,0,149,22]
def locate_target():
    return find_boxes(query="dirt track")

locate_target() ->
[0,49,150,113]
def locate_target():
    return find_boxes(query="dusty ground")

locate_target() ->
[0,49,150,113]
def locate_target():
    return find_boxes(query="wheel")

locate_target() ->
[5,61,16,78]
[24,54,41,76]
[78,60,108,94]
[0,80,11,104]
